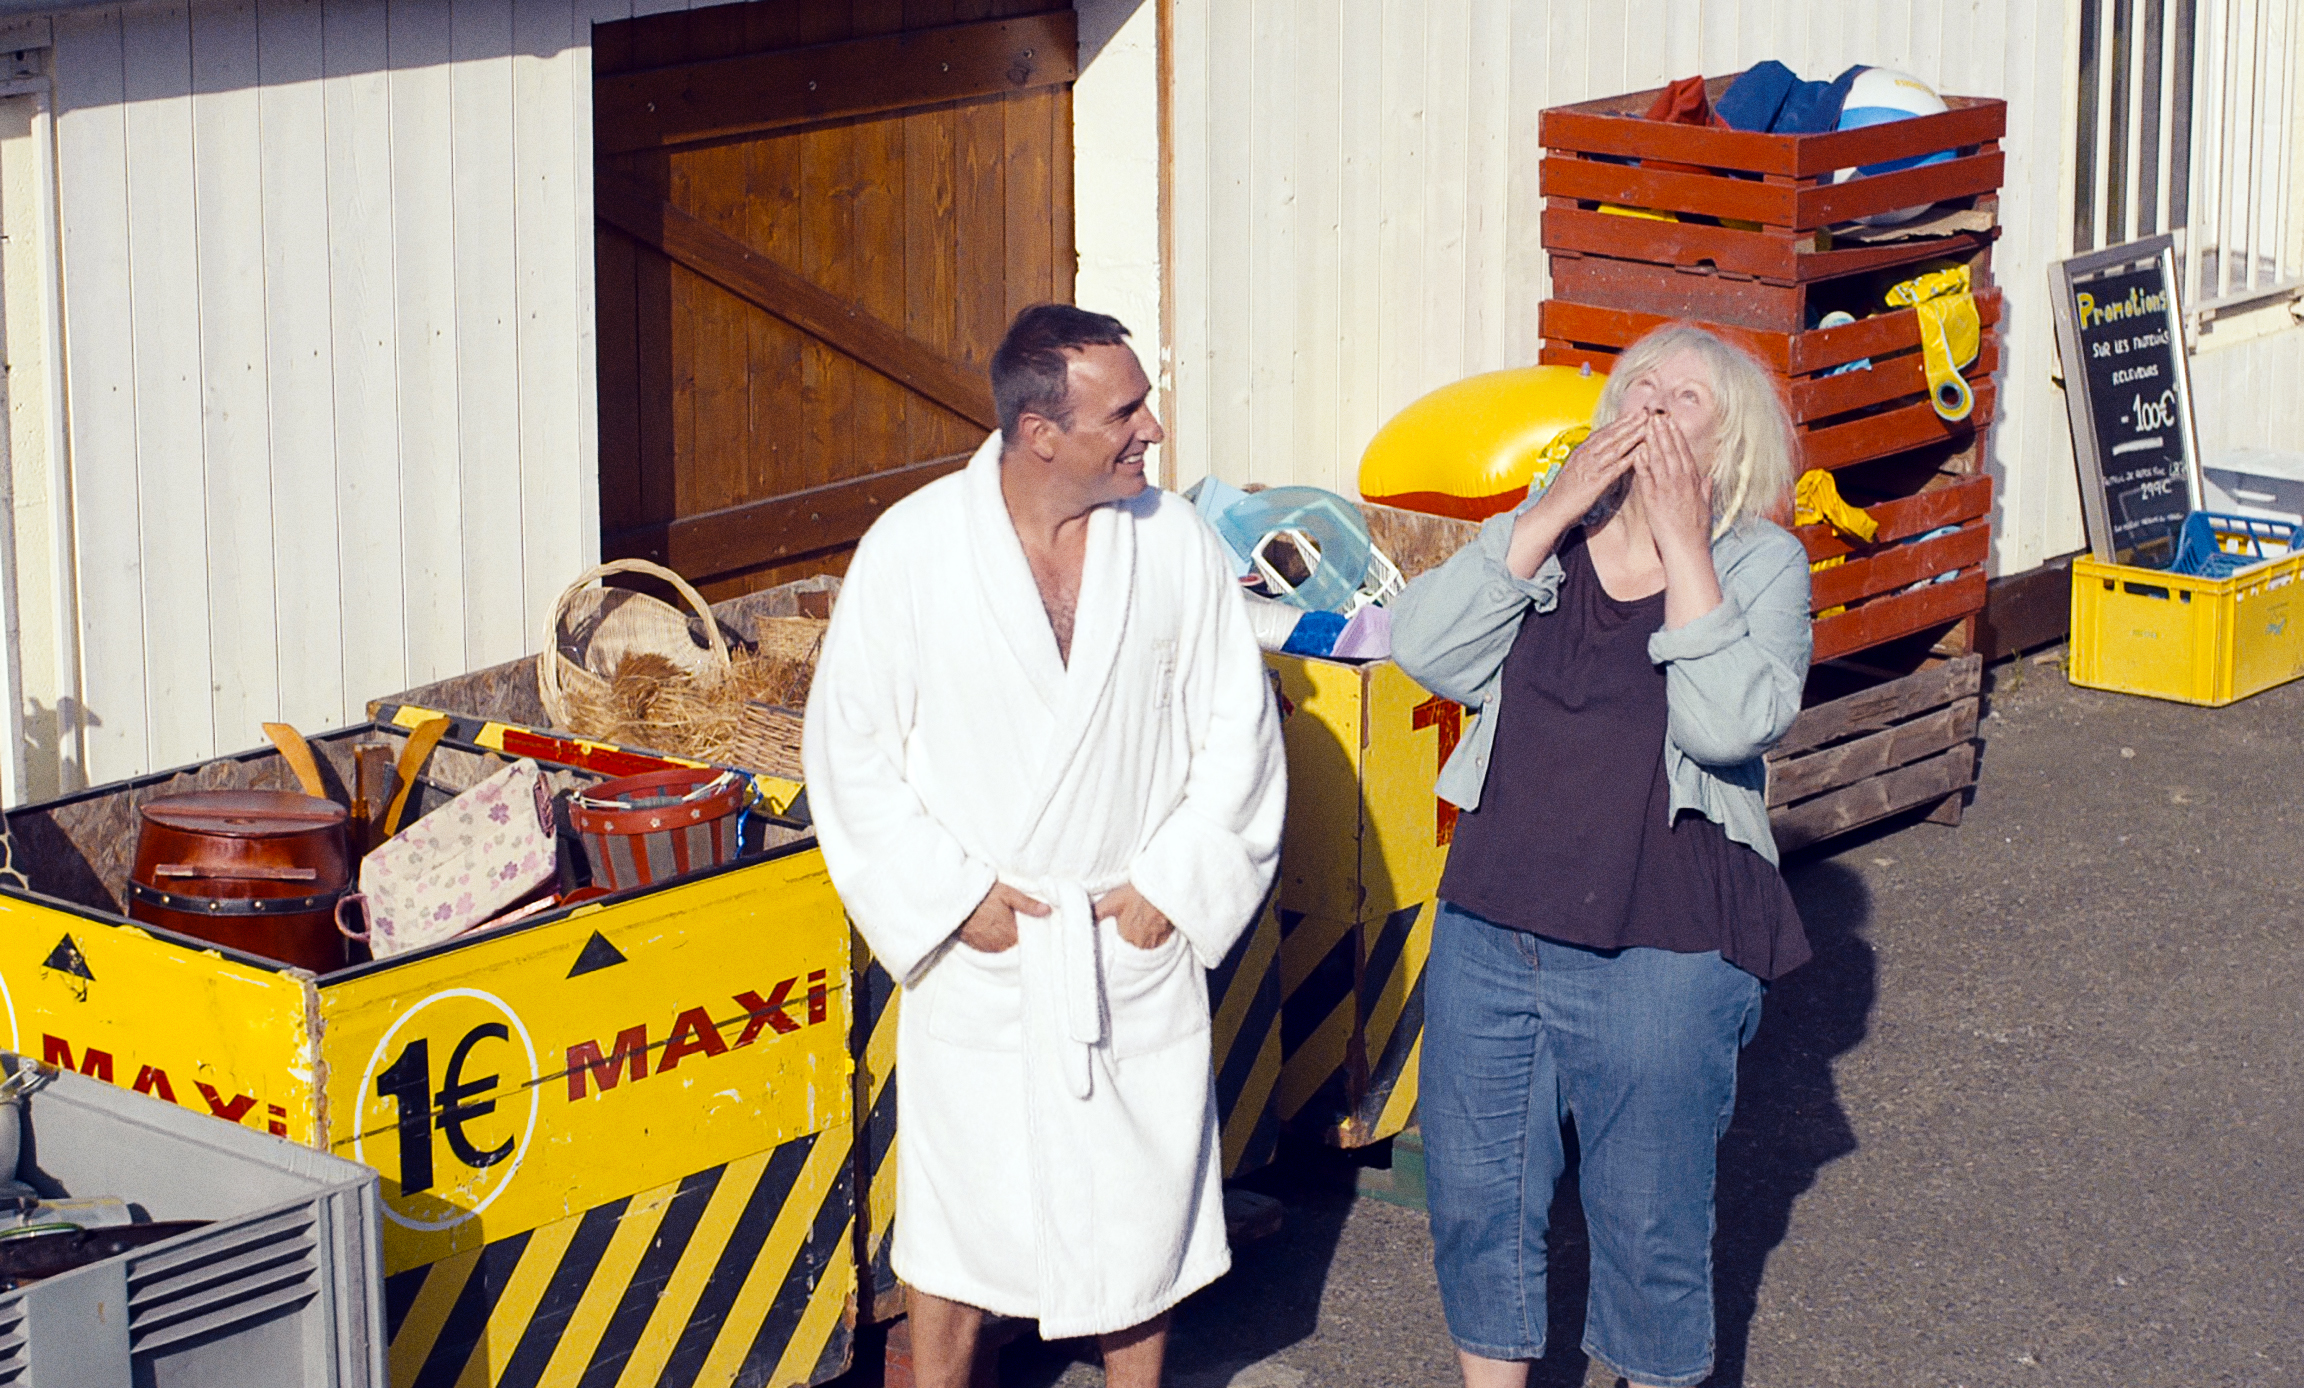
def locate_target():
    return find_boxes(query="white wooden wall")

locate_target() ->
[1072,0,1164,431]
[13,0,2293,790]
[4,0,777,792]
[2191,320,2304,463]
[27,0,624,788]
[1164,0,2109,577]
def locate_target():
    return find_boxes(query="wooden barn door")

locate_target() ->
[593,1,1077,598]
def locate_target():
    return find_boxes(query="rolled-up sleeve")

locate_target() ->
[1647,526,1812,766]
[1391,492,1567,705]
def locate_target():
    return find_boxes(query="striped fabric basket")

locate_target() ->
[568,767,750,892]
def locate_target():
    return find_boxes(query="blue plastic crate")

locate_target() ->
[2170,511,2302,579]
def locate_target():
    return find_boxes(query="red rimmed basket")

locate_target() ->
[568,767,749,892]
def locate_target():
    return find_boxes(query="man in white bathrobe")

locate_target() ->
[803,304,1287,1388]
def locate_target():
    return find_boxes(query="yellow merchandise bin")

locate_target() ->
[2067,550,2304,706]
[0,718,857,1388]
[1265,652,1471,1147]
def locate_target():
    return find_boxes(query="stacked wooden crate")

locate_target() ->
[1536,77,2007,834]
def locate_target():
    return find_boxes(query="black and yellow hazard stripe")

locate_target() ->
[851,934,903,1322]
[1271,899,1436,1146]
[1208,898,1283,1177]
[384,1128,856,1388]
[1273,907,1360,1127]
[1350,899,1433,1143]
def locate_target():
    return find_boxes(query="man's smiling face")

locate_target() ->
[1040,343,1165,506]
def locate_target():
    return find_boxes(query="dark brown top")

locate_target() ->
[139,791,346,836]
[1439,532,1810,981]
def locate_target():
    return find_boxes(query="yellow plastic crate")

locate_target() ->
[2068,550,2304,706]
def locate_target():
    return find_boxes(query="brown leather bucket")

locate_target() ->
[128,791,352,973]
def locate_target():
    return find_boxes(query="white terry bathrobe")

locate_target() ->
[802,434,1287,1336]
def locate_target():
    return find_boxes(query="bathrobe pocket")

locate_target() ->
[925,940,1026,1051]
[1101,921,1209,1059]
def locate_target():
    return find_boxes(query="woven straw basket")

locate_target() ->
[537,559,731,740]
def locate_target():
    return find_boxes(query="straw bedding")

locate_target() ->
[573,617,824,768]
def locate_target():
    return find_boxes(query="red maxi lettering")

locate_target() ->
[731,980,802,1045]
[567,1025,649,1099]
[657,1008,729,1071]
[42,1034,112,1082]
[194,1082,258,1123]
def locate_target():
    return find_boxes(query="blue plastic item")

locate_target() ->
[1717,60,1865,133]
[1210,486,1375,613]
[1280,610,1350,656]
[2171,511,2303,578]
[1185,476,1259,577]
[1816,311,1873,375]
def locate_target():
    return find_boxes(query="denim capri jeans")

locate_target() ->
[1421,900,1764,1388]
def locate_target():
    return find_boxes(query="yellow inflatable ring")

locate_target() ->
[1358,365,1609,521]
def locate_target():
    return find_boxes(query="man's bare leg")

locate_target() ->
[1099,1311,1169,1388]
[906,1288,985,1388]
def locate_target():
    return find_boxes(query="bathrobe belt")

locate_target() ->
[1011,875,1124,1101]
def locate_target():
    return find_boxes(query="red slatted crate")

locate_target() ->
[1536,78,2006,253]
[1537,295,2003,472]
[1532,72,2007,835]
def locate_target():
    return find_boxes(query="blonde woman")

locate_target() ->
[1391,324,1814,1388]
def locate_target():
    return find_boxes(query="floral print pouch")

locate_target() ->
[335,758,557,959]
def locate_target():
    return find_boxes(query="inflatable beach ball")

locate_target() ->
[1834,67,1952,226]
[1358,364,1608,522]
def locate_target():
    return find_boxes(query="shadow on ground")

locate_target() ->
[1704,857,1876,1387]
[996,1137,1363,1386]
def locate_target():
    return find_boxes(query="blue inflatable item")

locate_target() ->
[1210,486,1375,613]
[1837,67,1953,175]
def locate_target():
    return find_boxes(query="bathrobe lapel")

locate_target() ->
[960,437,1139,854]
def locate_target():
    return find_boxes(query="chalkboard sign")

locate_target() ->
[2051,235,2204,568]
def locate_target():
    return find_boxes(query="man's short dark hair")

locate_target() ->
[990,304,1132,439]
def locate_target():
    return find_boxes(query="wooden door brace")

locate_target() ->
[596,175,998,431]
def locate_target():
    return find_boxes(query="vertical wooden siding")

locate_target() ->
[2191,326,2304,462]
[1167,0,2094,576]
[44,0,628,785]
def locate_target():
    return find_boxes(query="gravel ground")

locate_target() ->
[859,658,2304,1387]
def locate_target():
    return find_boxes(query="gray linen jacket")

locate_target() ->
[1388,485,1813,865]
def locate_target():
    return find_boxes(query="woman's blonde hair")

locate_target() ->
[1591,323,1798,536]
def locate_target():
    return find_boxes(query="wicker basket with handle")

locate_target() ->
[537,559,731,740]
